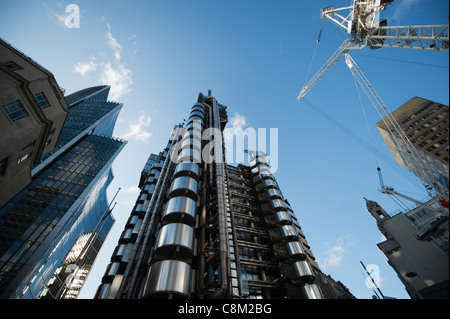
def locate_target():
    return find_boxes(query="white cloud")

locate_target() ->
[224,112,249,163]
[106,31,122,62]
[229,112,247,130]
[101,25,133,100]
[318,234,357,269]
[224,112,248,142]
[43,3,67,27]
[73,58,97,77]
[121,185,140,194]
[101,61,133,100]
[122,113,152,142]
[72,20,133,100]
[390,0,422,23]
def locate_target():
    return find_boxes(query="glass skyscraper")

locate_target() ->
[0,85,126,299]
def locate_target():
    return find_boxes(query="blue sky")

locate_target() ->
[1,0,448,299]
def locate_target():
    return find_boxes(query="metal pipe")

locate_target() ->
[116,132,178,298]
[127,154,175,299]
[224,164,243,298]
[207,96,229,298]
[197,161,208,296]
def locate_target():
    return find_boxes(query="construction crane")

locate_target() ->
[298,0,449,101]
[344,52,447,209]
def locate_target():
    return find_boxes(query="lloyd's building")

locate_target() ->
[96,91,348,299]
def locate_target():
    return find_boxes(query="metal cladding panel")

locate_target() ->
[256,156,267,165]
[120,228,133,242]
[154,223,195,259]
[266,188,283,200]
[250,156,267,168]
[181,136,202,152]
[173,162,200,180]
[184,128,202,140]
[143,183,155,194]
[178,148,202,164]
[285,241,307,260]
[250,163,270,175]
[280,225,299,241]
[96,283,111,299]
[143,260,191,298]
[133,203,145,213]
[263,179,277,189]
[301,283,323,299]
[270,199,287,211]
[187,115,204,126]
[106,275,123,299]
[189,110,205,120]
[259,172,273,181]
[162,196,197,227]
[261,199,286,213]
[291,260,315,283]
[274,210,292,225]
[191,105,205,114]
[168,176,198,200]
[191,102,206,112]
[113,244,127,259]
[126,215,139,228]
[106,262,121,277]
[186,120,202,132]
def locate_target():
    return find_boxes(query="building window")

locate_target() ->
[34,92,50,109]
[17,153,29,164]
[1,99,29,122]
[0,157,8,175]
[2,61,23,71]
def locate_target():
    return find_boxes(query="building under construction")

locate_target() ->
[95,92,352,299]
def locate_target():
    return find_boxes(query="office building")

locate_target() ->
[95,92,331,299]
[0,84,126,298]
[376,96,449,193]
[365,198,449,299]
[0,38,69,208]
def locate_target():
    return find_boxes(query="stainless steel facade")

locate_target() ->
[96,92,325,299]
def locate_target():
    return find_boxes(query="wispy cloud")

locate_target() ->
[121,112,152,142]
[101,61,133,101]
[121,185,140,194]
[73,57,97,77]
[101,22,133,100]
[224,112,248,162]
[229,112,248,130]
[43,3,67,27]
[224,112,248,143]
[317,234,357,269]
[72,17,133,100]
[390,0,422,23]
[105,28,122,62]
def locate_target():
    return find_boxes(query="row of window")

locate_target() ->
[1,92,51,122]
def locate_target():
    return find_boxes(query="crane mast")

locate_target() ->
[298,0,449,101]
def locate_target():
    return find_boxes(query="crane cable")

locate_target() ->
[347,55,437,208]
[348,64,408,207]
[302,18,326,91]
[350,65,381,171]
